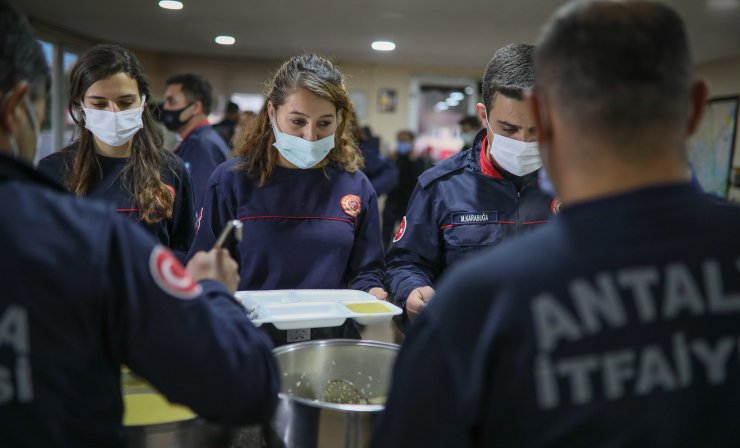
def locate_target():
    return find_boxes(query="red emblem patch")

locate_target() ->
[392,216,407,243]
[149,245,202,299]
[341,194,362,218]
[550,198,562,214]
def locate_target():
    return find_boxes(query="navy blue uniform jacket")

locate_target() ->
[360,136,398,196]
[0,154,278,447]
[373,184,740,448]
[176,123,229,209]
[385,130,557,314]
[189,158,385,293]
[38,143,195,261]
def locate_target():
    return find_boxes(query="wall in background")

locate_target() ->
[695,56,740,201]
[139,52,480,152]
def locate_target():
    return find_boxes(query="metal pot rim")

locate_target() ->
[272,338,400,355]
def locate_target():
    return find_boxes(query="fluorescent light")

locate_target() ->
[434,102,449,111]
[450,92,464,101]
[464,86,475,95]
[445,98,459,106]
[215,35,236,45]
[371,41,396,51]
[159,1,183,10]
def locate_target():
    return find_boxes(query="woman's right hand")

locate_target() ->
[405,286,435,322]
[186,249,240,294]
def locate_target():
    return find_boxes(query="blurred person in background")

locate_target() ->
[385,43,557,332]
[162,73,230,209]
[38,44,195,262]
[213,100,240,149]
[382,130,424,250]
[373,1,740,447]
[239,110,257,134]
[231,110,257,149]
[187,54,387,346]
[0,2,278,445]
[459,114,481,150]
[357,123,399,197]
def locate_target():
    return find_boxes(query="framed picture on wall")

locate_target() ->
[687,96,739,198]
[377,88,397,113]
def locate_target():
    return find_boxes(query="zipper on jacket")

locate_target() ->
[516,190,521,235]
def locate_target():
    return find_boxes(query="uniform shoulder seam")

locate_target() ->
[418,153,468,188]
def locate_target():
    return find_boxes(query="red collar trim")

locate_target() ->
[478,135,504,179]
[178,120,211,144]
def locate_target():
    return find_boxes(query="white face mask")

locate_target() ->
[271,120,335,169]
[484,109,542,176]
[82,95,146,147]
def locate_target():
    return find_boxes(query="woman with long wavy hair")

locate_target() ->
[188,54,387,345]
[38,44,194,260]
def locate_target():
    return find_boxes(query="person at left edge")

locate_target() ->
[187,54,388,346]
[38,44,195,262]
[162,73,230,209]
[0,2,278,444]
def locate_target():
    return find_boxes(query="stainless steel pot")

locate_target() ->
[264,339,400,448]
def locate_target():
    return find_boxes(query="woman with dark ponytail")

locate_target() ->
[38,44,195,260]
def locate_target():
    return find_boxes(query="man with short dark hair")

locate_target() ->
[372,1,740,447]
[0,3,278,445]
[385,43,557,331]
[163,73,229,209]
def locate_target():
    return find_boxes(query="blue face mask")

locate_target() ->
[271,121,335,169]
[396,141,412,155]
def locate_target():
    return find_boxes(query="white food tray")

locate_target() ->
[234,289,402,330]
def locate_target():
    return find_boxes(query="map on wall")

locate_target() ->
[687,96,738,197]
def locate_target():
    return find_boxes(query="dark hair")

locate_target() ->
[225,101,239,115]
[0,0,49,100]
[397,130,415,140]
[67,44,175,224]
[535,0,692,143]
[166,73,213,114]
[459,115,481,129]
[481,43,535,112]
[234,54,363,185]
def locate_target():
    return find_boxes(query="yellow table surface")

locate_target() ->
[123,392,196,426]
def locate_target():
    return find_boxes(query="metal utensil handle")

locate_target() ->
[213,219,243,249]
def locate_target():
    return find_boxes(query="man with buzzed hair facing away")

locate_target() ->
[373,1,740,447]
[385,43,557,332]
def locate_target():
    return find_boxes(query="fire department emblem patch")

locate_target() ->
[341,194,362,218]
[392,216,407,243]
[550,198,562,214]
[149,245,202,299]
